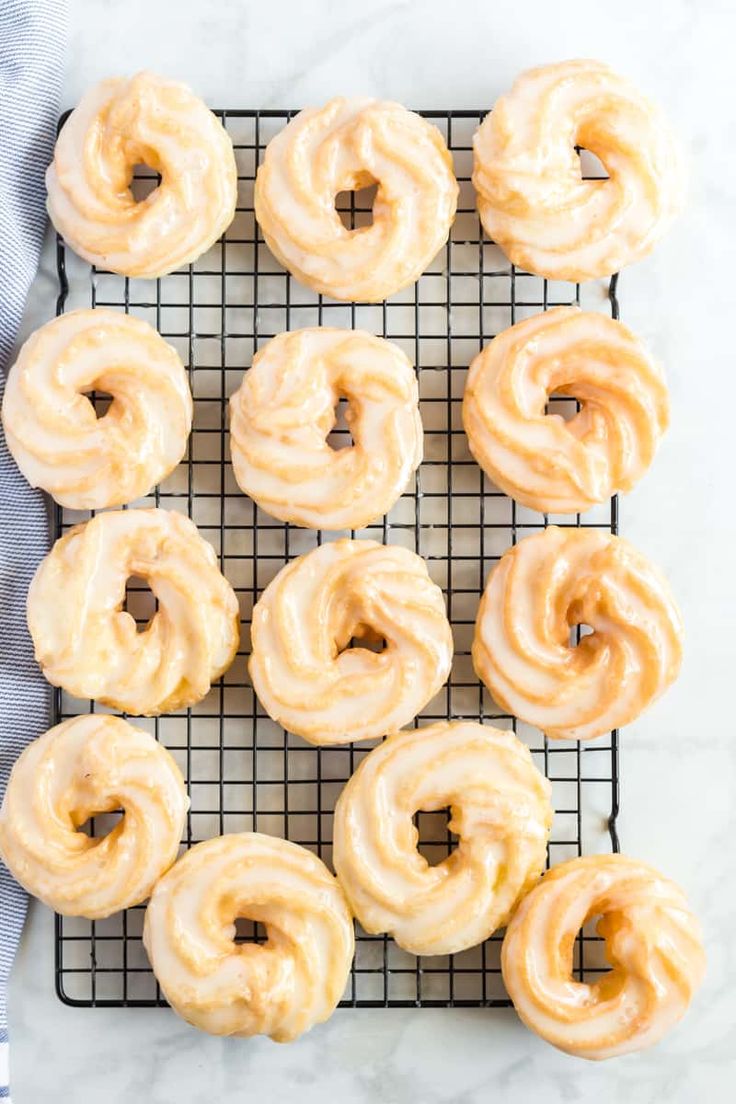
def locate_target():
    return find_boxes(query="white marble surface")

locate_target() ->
[8,0,736,1100]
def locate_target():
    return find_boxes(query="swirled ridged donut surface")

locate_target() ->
[502,854,705,1059]
[473,526,682,741]
[249,539,453,744]
[473,60,684,280]
[28,509,239,715]
[254,98,458,301]
[333,722,552,956]
[229,328,422,529]
[0,715,188,919]
[143,833,354,1040]
[1,309,192,510]
[463,307,669,513]
[47,72,237,277]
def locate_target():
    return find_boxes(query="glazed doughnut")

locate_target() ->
[473,59,684,280]
[1,309,192,510]
[143,833,354,1040]
[473,526,683,741]
[229,328,422,529]
[333,722,552,956]
[502,854,705,1059]
[46,71,237,277]
[28,508,239,715]
[0,715,188,919]
[462,307,669,513]
[249,539,452,744]
[254,98,458,301]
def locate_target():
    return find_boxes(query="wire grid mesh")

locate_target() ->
[53,108,620,1009]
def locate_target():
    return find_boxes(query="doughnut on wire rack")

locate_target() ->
[53,108,619,1009]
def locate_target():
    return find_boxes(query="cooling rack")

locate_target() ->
[53,108,620,1009]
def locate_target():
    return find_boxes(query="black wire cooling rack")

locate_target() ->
[53,108,620,1009]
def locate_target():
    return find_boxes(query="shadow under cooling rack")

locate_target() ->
[54,108,620,1010]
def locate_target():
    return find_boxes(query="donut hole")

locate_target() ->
[339,624,387,655]
[583,914,612,969]
[414,807,457,867]
[124,575,157,633]
[129,162,162,203]
[570,914,615,982]
[75,808,124,840]
[233,917,269,946]
[546,394,580,423]
[335,182,377,231]
[326,395,355,452]
[82,390,114,419]
[568,622,595,648]
[576,147,608,182]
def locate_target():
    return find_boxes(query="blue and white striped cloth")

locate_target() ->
[0,2,67,1098]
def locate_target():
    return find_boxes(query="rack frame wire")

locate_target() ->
[53,108,620,1010]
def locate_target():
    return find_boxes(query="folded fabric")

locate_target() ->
[0,1,68,1098]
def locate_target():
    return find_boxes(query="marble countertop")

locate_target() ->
[8,0,736,1100]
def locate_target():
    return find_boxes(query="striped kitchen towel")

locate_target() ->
[0,1,67,1098]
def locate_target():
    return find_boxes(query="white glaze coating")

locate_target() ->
[1,309,192,509]
[229,328,422,529]
[473,59,684,280]
[463,307,669,513]
[472,526,683,741]
[0,715,188,919]
[143,833,354,1041]
[46,71,237,277]
[249,539,453,744]
[502,854,705,1060]
[28,508,240,715]
[254,97,458,301]
[333,722,552,956]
